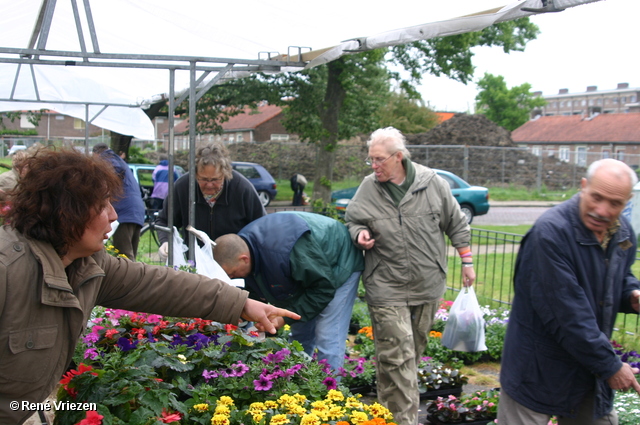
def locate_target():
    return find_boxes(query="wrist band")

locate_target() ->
[462,263,474,267]
[460,252,472,258]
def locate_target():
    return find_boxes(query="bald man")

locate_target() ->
[499,158,640,425]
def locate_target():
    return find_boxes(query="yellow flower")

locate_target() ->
[215,405,231,415]
[248,402,266,412]
[249,412,265,423]
[264,400,278,409]
[211,414,230,425]
[217,396,235,407]
[328,405,346,420]
[345,397,364,409]
[350,411,369,425]
[193,403,209,412]
[326,389,345,402]
[284,324,290,332]
[270,414,289,425]
[288,405,307,416]
[177,354,188,364]
[300,413,321,425]
[294,394,307,404]
[365,403,391,419]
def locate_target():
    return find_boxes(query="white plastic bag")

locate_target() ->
[441,286,487,352]
[169,226,189,268]
[189,227,233,285]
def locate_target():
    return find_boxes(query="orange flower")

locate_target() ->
[429,331,442,338]
[358,326,374,340]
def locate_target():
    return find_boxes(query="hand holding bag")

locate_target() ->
[441,286,487,352]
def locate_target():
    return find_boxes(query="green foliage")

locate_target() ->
[0,129,38,136]
[475,72,547,131]
[377,91,440,134]
[417,358,469,392]
[126,146,151,164]
[350,299,371,328]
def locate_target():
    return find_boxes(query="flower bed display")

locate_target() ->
[425,389,499,424]
[57,308,397,425]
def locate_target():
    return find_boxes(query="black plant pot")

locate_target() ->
[426,415,494,425]
[420,386,463,400]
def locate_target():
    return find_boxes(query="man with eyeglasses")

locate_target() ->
[156,143,265,260]
[345,127,475,425]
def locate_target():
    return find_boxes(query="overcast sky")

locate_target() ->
[418,0,639,112]
[3,0,637,114]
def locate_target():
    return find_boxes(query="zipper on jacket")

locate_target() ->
[398,211,402,225]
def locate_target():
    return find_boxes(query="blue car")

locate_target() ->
[232,161,277,207]
[332,169,490,224]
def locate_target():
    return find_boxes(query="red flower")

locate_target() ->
[104,329,119,339]
[159,408,182,423]
[75,410,103,425]
[60,364,98,398]
[224,324,238,334]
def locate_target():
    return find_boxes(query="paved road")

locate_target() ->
[472,206,550,226]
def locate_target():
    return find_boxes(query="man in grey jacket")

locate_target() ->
[345,127,475,425]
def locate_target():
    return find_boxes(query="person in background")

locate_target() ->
[498,158,640,425]
[156,143,265,260]
[0,149,29,193]
[213,211,364,375]
[150,154,179,211]
[92,143,146,261]
[344,126,475,425]
[290,173,307,206]
[0,148,299,425]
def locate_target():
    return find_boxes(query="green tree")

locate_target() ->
[475,72,547,131]
[377,91,439,134]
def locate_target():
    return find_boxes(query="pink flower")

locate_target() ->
[159,409,182,423]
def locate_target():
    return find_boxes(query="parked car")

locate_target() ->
[8,144,27,156]
[331,169,490,224]
[232,161,277,207]
[128,163,185,208]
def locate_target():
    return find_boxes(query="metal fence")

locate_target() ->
[446,228,640,343]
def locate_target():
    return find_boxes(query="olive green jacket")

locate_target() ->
[0,226,248,425]
[345,163,470,306]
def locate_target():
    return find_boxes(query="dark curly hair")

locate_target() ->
[6,147,123,256]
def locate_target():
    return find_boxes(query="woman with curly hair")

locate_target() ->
[0,147,299,425]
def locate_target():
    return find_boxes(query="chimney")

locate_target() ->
[586,86,597,92]
[559,88,568,95]
[532,91,542,97]
[617,82,629,89]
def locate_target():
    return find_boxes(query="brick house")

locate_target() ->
[511,112,640,168]
[168,104,297,150]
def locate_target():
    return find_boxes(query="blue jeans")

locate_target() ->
[290,271,361,376]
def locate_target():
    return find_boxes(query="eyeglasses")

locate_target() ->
[365,151,398,166]
[196,176,224,184]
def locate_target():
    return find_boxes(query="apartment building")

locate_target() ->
[532,83,640,118]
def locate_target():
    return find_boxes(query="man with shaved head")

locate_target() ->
[498,159,640,425]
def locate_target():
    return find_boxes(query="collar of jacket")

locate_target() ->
[28,238,104,309]
[568,194,632,248]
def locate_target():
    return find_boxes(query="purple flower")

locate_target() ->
[253,374,273,391]
[202,369,218,382]
[116,337,137,351]
[186,333,210,350]
[232,361,249,376]
[322,376,337,390]
[84,348,100,360]
[83,332,100,345]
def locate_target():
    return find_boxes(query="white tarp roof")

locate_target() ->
[0,0,602,138]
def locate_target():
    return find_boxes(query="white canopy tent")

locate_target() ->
[0,0,602,262]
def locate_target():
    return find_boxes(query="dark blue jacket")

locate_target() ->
[100,149,145,226]
[501,194,640,418]
[239,212,364,322]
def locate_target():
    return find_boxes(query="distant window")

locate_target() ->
[270,134,290,141]
[632,95,637,103]
[560,101,565,107]
[613,97,619,104]
[73,118,85,129]
[547,149,555,157]
[559,147,570,163]
[55,115,65,120]
[237,133,244,143]
[531,146,542,157]
[20,115,35,129]
[602,150,610,159]
[582,100,586,106]
[596,99,602,105]
[622,96,627,103]
[576,147,587,167]
[616,150,625,161]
